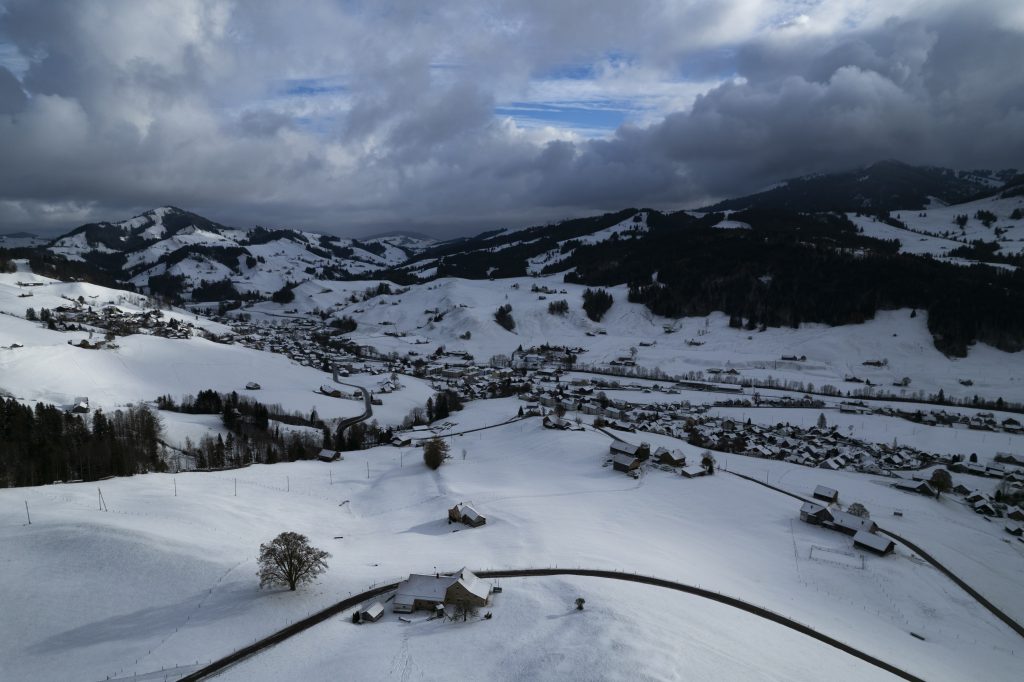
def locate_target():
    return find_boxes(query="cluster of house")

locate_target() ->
[319,384,364,401]
[607,440,708,479]
[798,486,896,556]
[520,379,944,475]
[856,404,1023,435]
[43,300,196,340]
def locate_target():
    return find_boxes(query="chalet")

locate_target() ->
[951,483,972,496]
[655,447,687,467]
[320,385,342,398]
[317,449,342,462]
[799,501,833,525]
[813,485,839,504]
[358,600,385,622]
[71,397,90,414]
[611,453,641,473]
[245,381,261,390]
[1005,523,1023,537]
[448,502,486,527]
[827,510,878,535]
[853,530,895,556]
[392,567,492,613]
[893,480,937,497]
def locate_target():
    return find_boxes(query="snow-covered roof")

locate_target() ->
[800,501,831,517]
[452,568,491,602]
[830,510,875,533]
[394,573,456,605]
[360,600,384,619]
[853,530,893,553]
[814,485,838,498]
[612,453,638,467]
[611,440,640,455]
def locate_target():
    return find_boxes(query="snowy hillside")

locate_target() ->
[1,412,1021,681]
[850,191,1024,262]
[238,274,1024,406]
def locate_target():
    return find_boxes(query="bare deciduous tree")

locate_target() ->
[258,531,330,591]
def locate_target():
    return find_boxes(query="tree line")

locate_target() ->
[0,398,162,487]
[557,209,1024,357]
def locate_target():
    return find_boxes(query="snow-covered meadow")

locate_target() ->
[2,411,1022,681]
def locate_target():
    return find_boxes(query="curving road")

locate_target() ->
[179,568,924,682]
[331,363,373,432]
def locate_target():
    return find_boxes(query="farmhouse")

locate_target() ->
[853,530,895,556]
[392,568,492,613]
[813,485,839,503]
[449,502,487,527]
[680,464,707,478]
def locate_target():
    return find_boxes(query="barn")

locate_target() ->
[611,453,640,473]
[449,502,487,527]
[853,530,895,556]
[813,485,839,504]
[358,600,385,622]
[610,440,650,461]
[680,464,706,478]
[827,509,879,535]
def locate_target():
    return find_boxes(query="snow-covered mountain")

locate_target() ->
[47,206,435,299]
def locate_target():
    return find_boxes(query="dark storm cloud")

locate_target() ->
[0,1,1020,236]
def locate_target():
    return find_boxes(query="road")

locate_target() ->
[179,568,923,682]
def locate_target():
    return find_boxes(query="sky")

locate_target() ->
[0,0,1022,238]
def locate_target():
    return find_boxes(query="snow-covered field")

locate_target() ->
[2,414,1022,681]
[3,261,1024,681]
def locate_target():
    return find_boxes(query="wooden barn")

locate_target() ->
[317,449,342,462]
[813,485,839,504]
[449,502,487,527]
[680,464,706,478]
[358,600,385,622]
[853,530,895,556]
